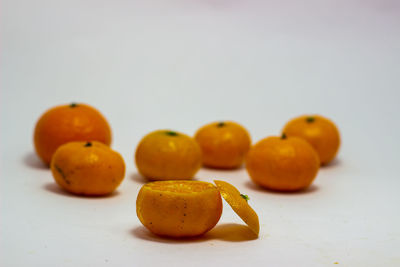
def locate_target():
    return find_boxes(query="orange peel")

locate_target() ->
[214,180,260,236]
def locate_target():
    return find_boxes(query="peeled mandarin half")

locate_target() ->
[214,180,260,236]
[136,180,222,238]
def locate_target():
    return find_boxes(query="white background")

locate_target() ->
[1,0,400,266]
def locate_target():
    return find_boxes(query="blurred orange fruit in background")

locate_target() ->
[246,135,320,192]
[282,115,340,165]
[135,130,202,180]
[194,121,251,169]
[34,103,112,165]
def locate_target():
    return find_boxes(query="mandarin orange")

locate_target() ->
[283,115,340,165]
[51,141,125,196]
[194,121,251,169]
[135,130,202,180]
[34,103,111,165]
[136,180,222,237]
[246,135,320,192]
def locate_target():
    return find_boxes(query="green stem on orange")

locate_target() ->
[306,116,315,123]
[166,131,178,136]
[240,194,250,202]
[84,142,92,147]
[281,133,287,139]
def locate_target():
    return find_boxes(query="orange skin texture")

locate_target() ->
[135,130,202,180]
[50,141,125,196]
[34,103,112,165]
[283,115,340,165]
[246,136,320,192]
[194,121,251,169]
[136,181,222,238]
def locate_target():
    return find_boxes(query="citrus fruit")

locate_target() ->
[50,141,125,196]
[282,115,340,165]
[246,134,320,192]
[135,130,202,180]
[136,180,260,238]
[214,180,259,235]
[136,180,222,238]
[194,121,251,169]
[34,103,112,165]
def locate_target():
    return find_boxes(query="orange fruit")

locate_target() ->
[282,115,340,165]
[246,134,320,192]
[136,180,223,238]
[136,180,259,238]
[50,141,125,196]
[135,130,202,180]
[214,180,259,236]
[34,103,112,165]
[194,121,251,169]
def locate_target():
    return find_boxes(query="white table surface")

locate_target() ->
[1,0,400,266]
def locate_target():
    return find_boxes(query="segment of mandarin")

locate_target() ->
[214,180,260,236]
